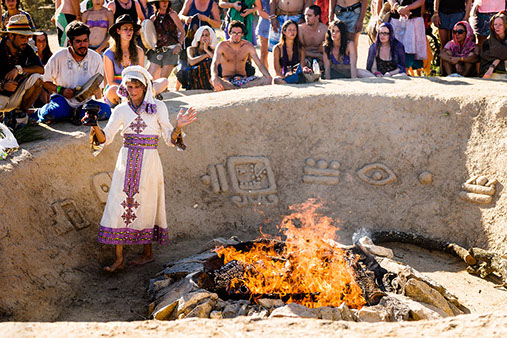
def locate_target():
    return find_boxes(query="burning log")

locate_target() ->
[198,260,246,292]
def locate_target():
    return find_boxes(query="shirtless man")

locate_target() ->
[210,20,272,91]
[329,0,367,50]
[55,0,81,47]
[299,5,327,63]
[268,0,312,51]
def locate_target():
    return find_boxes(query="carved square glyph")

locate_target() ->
[226,156,277,195]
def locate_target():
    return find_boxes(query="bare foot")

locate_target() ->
[129,254,155,266]
[103,258,125,272]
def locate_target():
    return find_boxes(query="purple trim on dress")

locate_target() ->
[128,100,158,115]
[120,133,159,227]
[97,225,168,245]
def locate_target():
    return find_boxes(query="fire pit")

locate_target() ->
[148,201,470,322]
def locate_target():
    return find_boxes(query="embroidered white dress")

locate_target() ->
[97,99,175,245]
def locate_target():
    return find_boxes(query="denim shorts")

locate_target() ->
[472,12,496,36]
[147,48,179,66]
[334,6,361,33]
[438,11,465,30]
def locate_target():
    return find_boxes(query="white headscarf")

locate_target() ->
[117,65,157,114]
[191,26,218,49]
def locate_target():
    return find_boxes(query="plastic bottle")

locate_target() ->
[312,59,320,75]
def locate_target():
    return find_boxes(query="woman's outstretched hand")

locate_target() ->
[176,107,198,129]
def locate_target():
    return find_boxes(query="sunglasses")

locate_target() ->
[453,29,466,35]
[379,32,390,36]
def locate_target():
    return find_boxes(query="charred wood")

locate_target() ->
[370,231,477,265]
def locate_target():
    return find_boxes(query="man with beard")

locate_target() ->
[299,5,327,64]
[210,20,272,91]
[269,0,312,51]
[0,14,43,127]
[34,21,111,124]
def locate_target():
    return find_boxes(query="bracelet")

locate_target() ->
[269,15,277,19]
[56,86,63,94]
[173,127,181,135]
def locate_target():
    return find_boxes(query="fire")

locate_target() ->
[216,199,366,309]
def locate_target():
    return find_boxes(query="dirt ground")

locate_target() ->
[3,238,507,336]
[54,238,507,322]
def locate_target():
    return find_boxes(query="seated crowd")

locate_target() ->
[0,0,505,128]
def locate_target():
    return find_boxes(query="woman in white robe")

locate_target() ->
[87,65,197,272]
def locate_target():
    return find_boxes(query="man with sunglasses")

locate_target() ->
[210,20,272,91]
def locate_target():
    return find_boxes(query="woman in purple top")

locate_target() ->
[366,22,407,77]
[323,20,368,79]
[82,0,114,53]
[104,15,145,107]
[104,15,168,107]
[273,21,306,84]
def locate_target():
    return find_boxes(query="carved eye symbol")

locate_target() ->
[357,163,397,186]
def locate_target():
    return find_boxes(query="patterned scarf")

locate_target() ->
[445,21,476,58]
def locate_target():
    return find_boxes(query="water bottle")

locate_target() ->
[312,59,320,75]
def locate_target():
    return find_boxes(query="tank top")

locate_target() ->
[188,0,213,17]
[154,11,179,47]
[114,0,139,22]
[331,52,350,65]
[104,49,128,84]
[279,44,300,76]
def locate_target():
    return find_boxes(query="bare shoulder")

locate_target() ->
[318,23,328,32]
[216,40,228,51]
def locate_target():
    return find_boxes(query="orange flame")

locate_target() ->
[216,199,366,309]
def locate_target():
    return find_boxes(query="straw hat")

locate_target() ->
[0,14,42,36]
[109,14,141,39]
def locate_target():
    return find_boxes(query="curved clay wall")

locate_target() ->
[1,78,506,321]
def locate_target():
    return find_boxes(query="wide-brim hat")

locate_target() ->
[0,14,42,36]
[109,14,141,38]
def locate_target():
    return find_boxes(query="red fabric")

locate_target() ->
[315,0,329,26]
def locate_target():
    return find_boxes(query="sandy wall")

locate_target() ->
[1,78,506,321]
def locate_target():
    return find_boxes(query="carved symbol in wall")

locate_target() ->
[50,199,90,236]
[201,156,278,207]
[357,163,397,186]
[459,175,497,204]
[302,158,340,185]
[92,172,113,204]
